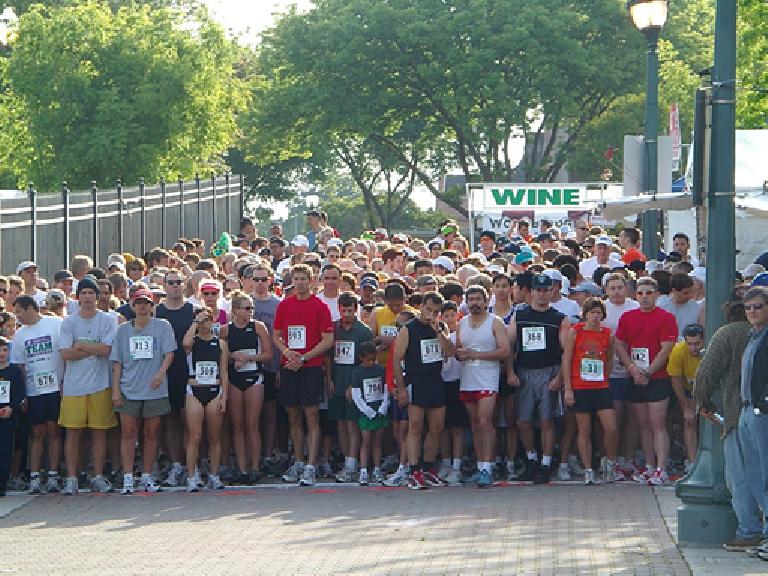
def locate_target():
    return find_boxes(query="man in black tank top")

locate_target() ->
[392,291,454,489]
[509,274,571,484]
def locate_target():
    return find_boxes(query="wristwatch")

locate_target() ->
[300,355,307,363]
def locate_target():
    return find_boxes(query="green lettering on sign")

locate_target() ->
[563,188,580,205]
[489,187,582,207]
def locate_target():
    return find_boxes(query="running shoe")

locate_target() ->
[140,474,161,493]
[29,476,42,494]
[247,470,262,485]
[45,474,61,493]
[7,475,29,491]
[477,469,492,488]
[407,470,428,490]
[335,468,356,483]
[437,464,452,481]
[722,535,762,552]
[383,466,408,487]
[632,466,653,484]
[208,474,225,490]
[649,469,668,486]
[422,470,444,487]
[192,468,205,488]
[505,461,519,481]
[282,461,305,483]
[568,454,585,476]
[443,468,461,486]
[299,464,316,487]
[372,467,383,484]
[359,469,369,486]
[462,470,480,485]
[533,464,551,485]
[121,474,135,495]
[556,463,571,481]
[90,476,113,493]
[518,460,539,482]
[319,462,334,479]
[61,476,78,496]
[584,469,596,486]
[746,539,768,558]
[163,465,184,487]
[601,460,625,483]
[684,460,694,475]
[186,477,199,493]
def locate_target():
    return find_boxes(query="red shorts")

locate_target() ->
[459,390,497,403]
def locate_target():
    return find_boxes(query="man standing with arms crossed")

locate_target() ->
[455,286,509,487]
[392,291,454,489]
[273,264,334,487]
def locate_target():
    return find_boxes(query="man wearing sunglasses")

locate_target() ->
[154,270,195,487]
[614,277,678,486]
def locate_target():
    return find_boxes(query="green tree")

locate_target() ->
[737,0,767,128]
[3,1,246,190]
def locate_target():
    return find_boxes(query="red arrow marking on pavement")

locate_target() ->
[308,489,337,494]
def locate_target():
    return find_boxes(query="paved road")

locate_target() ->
[0,483,689,575]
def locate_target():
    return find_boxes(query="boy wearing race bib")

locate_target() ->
[349,342,389,486]
[111,288,177,494]
[183,306,231,491]
[615,277,678,485]
[11,295,64,494]
[563,298,620,485]
[0,336,25,497]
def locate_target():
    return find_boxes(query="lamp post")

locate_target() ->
[627,0,668,259]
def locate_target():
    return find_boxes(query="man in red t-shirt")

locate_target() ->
[273,264,334,486]
[615,277,678,485]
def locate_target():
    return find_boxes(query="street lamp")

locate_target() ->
[627,0,668,259]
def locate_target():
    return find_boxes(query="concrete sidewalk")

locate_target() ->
[654,486,767,576]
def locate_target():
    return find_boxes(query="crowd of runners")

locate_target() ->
[1,210,767,557]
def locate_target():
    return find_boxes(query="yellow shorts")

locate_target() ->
[58,388,118,430]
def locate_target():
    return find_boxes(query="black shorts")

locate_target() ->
[230,371,263,393]
[629,377,673,404]
[168,372,187,412]
[573,388,614,413]
[408,375,446,409]
[444,380,469,428]
[14,411,30,451]
[187,385,222,407]
[279,366,324,408]
[28,392,61,426]
[263,371,277,403]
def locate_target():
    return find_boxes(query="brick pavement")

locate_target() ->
[0,483,690,575]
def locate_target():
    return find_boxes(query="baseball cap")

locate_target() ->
[595,235,612,247]
[514,251,534,266]
[480,230,496,241]
[200,280,221,293]
[306,209,321,218]
[360,277,379,290]
[16,261,37,274]
[53,269,74,283]
[326,238,344,248]
[108,261,126,272]
[531,274,552,289]
[131,288,154,303]
[416,274,438,288]
[751,272,768,287]
[486,264,505,275]
[536,232,554,242]
[269,236,286,247]
[432,255,455,272]
[291,235,309,247]
[542,268,563,283]
[571,282,602,296]
[440,223,458,235]
[76,276,99,295]
[148,284,166,297]
[428,237,445,248]
[374,227,388,237]
[741,263,766,280]
[45,288,67,308]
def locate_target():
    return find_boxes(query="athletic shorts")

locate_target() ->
[444,380,469,428]
[515,366,562,422]
[408,375,446,409]
[608,377,632,403]
[573,388,613,413]
[279,366,324,407]
[459,390,497,403]
[629,377,672,404]
[263,371,277,403]
[115,394,170,418]
[186,385,222,407]
[58,388,117,429]
[230,371,264,393]
[28,392,61,426]
[358,414,389,432]
[328,395,357,421]
[167,371,188,412]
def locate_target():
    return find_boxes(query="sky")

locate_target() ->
[203,0,314,43]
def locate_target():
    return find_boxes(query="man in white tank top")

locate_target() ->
[455,286,510,487]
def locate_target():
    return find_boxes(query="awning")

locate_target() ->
[598,192,694,220]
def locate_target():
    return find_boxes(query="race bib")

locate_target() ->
[237,348,259,372]
[129,335,154,360]
[211,322,222,338]
[420,338,442,363]
[287,325,306,350]
[195,361,218,385]
[521,326,546,352]
[631,347,650,370]
[465,348,481,367]
[34,371,58,395]
[380,325,398,338]
[363,377,384,403]
[580,358,604,381]
[334,341,355,365]
[0,380,9,403]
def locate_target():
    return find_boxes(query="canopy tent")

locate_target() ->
[598,192,695,220]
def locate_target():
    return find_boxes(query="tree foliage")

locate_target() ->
[2,1,246,190]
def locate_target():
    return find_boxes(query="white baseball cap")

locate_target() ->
[595,235,613,246]
[291,235,309,247]
[432,255,455,272]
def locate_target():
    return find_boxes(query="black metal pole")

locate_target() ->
[62,181,70,268]
[239,174,245,225]
[139,177,146,256]
[160,176,167,247]
[28,183,37,262]
[195,172,202,237]
[211,172,217,244]
[91,181,99,265]
[116,178,124,253]
[224,172,231,234]
[178,175,184,238]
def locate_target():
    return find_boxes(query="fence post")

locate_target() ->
[116,178,124,253]
[178,175,184,238]
[211,171,217,243]
[239,174,245,225]
[139,177,146,256]
[224,171,231,234]
[28,183,37,262]
[195,172,202,237]
[62,181,70,268]
[160,176,167,247]
[91,181,99,265]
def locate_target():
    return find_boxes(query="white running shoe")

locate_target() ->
[556,463,571,481]
[29,476,42,494]
[359,469,369,486]
[186,477,199,492]
[335,468,355,483]
[383,465,408,487]
[90,476,113,493]
[568,454,585,476]
[437,464,452,481]
[443,468,461,486]
[140,474,161,493]
[505,461,519,481]
[61,476,78,495]
[299,464,316,487]
[282,461,304,483]
[208,474,225,490]
[649,468,668,486]
[45,474,61,493]
[121,474,135,495]
[584,469,596,486]
[163,465,184,487]
[372,468,383,484]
